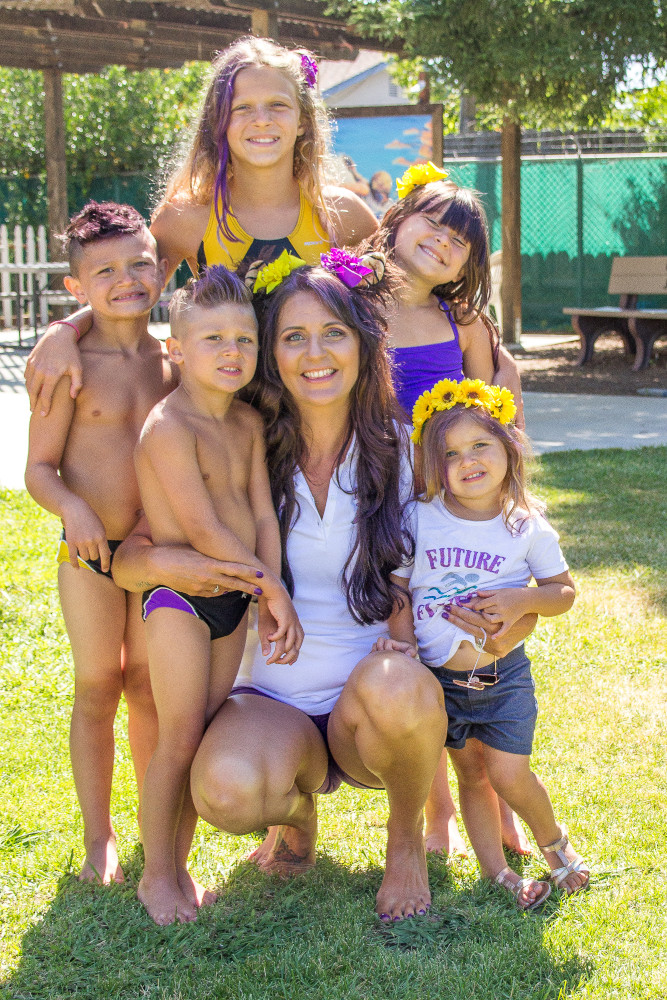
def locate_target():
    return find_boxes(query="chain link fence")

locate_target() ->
[446,152,667,328]
[2,146,667,329]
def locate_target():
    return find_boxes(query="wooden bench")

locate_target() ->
[563,256,667,370]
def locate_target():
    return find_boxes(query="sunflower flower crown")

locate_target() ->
[411,378,517,444]
[396,161,448,199]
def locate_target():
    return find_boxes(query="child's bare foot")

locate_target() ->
[539,826,589,895]
[424,812,468,857]
[177,868,218,908]
[138,874,198,925]
[377,830,431,922]
[79,837,124,884]
[499,799,532,855]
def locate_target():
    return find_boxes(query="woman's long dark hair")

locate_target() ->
[253,266,413,625]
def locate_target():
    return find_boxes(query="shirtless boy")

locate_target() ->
[134,265,303,925]
[25,202,178,884]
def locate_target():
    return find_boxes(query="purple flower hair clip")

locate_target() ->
[320,248,374,288]
[300,53,318,89]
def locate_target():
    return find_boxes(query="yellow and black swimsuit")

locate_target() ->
[197,188,330,280]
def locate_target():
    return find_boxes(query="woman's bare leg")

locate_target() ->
[191,693,330,875]
[328,651,447,922]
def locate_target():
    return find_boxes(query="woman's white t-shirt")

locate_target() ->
[243,439,409,715]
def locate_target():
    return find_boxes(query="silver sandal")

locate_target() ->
[539,825,590,895]
[494,866,551,911]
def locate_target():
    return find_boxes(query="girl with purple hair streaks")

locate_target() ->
[25,37,378,416]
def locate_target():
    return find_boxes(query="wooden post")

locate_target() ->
[459,92,476,133]
[500,117,522,346]
[251,7,279,39]
[417,71,430,107]
[42,69,69,260]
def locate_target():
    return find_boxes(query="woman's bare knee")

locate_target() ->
[350,651,443,733]
[191,755,269,834]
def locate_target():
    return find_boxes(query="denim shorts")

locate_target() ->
[430,644,537,756]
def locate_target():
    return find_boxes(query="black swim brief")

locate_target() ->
[57,531,122,580]
[142,586,250,641]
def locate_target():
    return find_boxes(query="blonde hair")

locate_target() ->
[420,406,544,530]
[160,37,332,240]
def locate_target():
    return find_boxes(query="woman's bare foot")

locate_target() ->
[424,812,469,857]
[376,830,431,922]
[247,825,279,865]
[249,821,316,875]
[79,837,124,884]
[138,874,198,925]
[499,799,532,856]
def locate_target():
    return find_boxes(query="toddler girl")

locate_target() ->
[378,378,590,908]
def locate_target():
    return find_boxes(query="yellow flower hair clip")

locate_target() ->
[410,378,517,444]
[253,249,307,294]
[396,161,449,199]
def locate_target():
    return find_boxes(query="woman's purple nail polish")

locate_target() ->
[256,571,264,578]
[254,587,263,596]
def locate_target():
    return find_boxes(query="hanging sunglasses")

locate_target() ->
[451,630,499,691]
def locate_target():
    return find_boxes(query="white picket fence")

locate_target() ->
[0,223,56,330]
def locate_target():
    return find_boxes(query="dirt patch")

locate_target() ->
[515,333,667,396]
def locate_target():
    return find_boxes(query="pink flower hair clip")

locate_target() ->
[320,248,386,289]
[300,53,318,89]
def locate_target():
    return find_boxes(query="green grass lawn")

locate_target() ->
[1,447,666,1000]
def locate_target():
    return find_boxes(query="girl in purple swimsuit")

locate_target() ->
[370,167,531,858]
[371,168,500,417]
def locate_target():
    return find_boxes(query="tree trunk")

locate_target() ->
[500,117,521,345]
[42,69,69,260]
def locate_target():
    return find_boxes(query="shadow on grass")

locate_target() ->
[536,447,667,613]
[5,848,592,1000]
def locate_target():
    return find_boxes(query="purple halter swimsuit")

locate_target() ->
[390,300,464,417]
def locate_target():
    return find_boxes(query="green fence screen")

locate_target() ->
[446,154,667,328]
[2,155,666,328]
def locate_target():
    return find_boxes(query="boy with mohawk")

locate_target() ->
[25,201,178,884]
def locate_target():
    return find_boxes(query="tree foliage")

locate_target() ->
[0,63,209,181]
[334,0,667,126]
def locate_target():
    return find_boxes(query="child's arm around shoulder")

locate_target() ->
[245,404,304,665]
[322,185,378,247]
[25,376,111,572]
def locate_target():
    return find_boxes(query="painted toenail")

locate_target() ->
[418,908,426,915]
[379,913,390,921]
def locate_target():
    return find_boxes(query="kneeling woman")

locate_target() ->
[114,260,527,920]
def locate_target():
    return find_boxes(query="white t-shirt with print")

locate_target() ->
[394,498,568,668]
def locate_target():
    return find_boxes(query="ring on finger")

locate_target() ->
[212,584,220,594]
